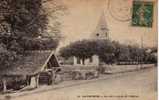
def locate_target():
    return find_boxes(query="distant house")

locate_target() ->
[73,55,99,66]
[0,50,60,92]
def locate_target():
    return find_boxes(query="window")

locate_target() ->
[96,33,99,37]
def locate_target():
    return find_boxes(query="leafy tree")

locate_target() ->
[59,39,153,64]
[144,47,157,64]
[0,0,66,49]
[0,0,66,69]
[59,39,116,64]
[0,43,17,70]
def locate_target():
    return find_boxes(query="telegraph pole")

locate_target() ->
[140,35,144,69]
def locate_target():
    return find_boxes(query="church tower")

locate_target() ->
[91,12,109,40]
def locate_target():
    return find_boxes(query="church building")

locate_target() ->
[91,12,109,40]
[73,12,109,66]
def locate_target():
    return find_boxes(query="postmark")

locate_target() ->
[108,0,132,22]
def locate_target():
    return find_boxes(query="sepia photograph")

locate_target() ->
[0,0,157,100]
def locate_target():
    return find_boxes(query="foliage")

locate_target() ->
[0,0,66,69]
[60,39,116,64]
[20,36,59,50]
[0,43,18,70]
[59,39,157,64]
[60,39,114,59]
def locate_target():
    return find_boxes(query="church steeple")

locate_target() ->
[91,11,109,40]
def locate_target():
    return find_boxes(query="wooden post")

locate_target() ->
[26,76,31,86]
[2,78,7,92]
[36,75,39,88]
[51,68,56,85]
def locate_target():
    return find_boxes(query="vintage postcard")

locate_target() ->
[0,0,157,100]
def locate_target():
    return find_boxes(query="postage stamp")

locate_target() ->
[132,1,154,27]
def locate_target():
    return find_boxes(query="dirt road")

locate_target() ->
[9,67,157,100]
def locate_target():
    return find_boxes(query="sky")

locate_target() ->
[49,0,157,49]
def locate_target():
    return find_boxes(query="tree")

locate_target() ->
[60,40,94,64]
[0,0,66,49]
[59,39,116,64]
[59,39,152,64]
[0,0,66,69]
[0,43,17,70]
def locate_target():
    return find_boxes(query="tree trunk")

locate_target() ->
[82,58,85,65]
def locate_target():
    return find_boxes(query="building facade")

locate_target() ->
[73,55,99,66]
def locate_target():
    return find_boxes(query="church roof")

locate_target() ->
[91,12,109,39]
[96,13,109,31]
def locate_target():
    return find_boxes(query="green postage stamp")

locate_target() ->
[132,1,154,27]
